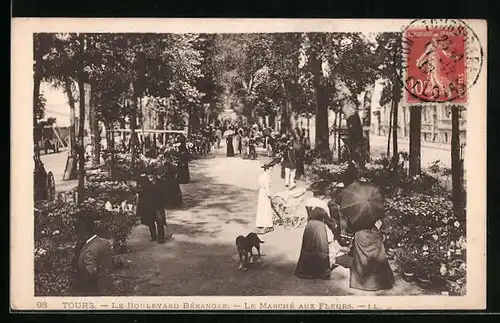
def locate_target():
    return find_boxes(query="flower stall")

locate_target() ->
[304,158,467,295]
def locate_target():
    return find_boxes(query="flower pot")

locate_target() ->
[417,277,432,289]
[403,271,415,282]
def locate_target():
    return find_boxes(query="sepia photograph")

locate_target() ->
[11,18,486,311]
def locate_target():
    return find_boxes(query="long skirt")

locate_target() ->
[255,189,273,228]
[294,220,332,279]
[164,179,183,209]
[177,162,190,184]
[350,229,395,291]
[241,144,249,159]
[226,141,234,157]
[237,139,242,155]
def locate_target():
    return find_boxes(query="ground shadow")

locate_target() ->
[114,233,428,296]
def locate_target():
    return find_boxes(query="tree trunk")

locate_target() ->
[361,87,373,169]
[387,104,392,158]
[333,110,338,159]
[269,110,276,131]
[310,48,330,160]
[451,105,463,217]
[337,110,342,162]
[33,77,41,124]
[33,75,42,159]
[409,105,422,176]
[76,79,86,205]
[391,85,400,179]
[282,99,293,135]
[63,77,78,180]
[128,81,139,173]
[89,85,100,166]
[306,112,310,142]
[140,97,146,156]
[392,98,398,160]
[347,113,363,165]
[105,121,117,178]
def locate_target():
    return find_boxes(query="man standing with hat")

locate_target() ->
[282,137,298,189]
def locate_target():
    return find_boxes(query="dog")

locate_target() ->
[235,233,264,270]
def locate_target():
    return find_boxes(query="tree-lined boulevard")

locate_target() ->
[33,32,467,297]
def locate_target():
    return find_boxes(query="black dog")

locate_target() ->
[235,233,264,270]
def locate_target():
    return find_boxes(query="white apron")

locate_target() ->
[255,171,274,228]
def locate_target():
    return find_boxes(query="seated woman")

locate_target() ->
[294,194,341,280]
[349,217,395,291]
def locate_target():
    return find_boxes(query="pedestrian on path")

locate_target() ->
[283,139,298,188]
[241,132,250,159]
[226,133,235,157]
[215,128,222,149]
[177,136,190,184]
[249,132,257,160]
[294,135,306,180]
[294,193,339,280]
[237,128,244,156]
[255,162,275,235]
[136,175,168,243]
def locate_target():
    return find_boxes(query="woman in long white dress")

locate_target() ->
[255,164,274,234]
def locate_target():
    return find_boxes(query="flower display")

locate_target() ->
[304,159,467,295]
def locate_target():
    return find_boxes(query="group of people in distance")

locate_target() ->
[224,124,261,159]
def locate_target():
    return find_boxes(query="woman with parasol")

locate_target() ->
[338,181,394,291]
[294,191,347,280]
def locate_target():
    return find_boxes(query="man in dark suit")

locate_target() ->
[283,138,298,188]
[294,135,306,180]
[71,217,113,296]
[136,175,168,243]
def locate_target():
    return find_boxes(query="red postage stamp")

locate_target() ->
[403,27,467,103]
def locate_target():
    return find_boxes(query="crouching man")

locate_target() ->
[71,216,113,296]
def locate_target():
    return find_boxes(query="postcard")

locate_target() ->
[11,18,486,311]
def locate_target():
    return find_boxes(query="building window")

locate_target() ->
[444,132,448,143]
[433,133,437,142]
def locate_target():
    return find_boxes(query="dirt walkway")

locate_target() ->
[113,148,426,296]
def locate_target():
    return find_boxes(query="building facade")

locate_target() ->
[369,80,467,145]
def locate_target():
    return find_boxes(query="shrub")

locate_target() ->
[34,185,137,296]
[304,159,467,295]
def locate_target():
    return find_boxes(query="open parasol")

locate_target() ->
[339,181,385,231]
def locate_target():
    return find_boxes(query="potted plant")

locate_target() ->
[396,251,417,282]
[402,263,416,282]
[416,266,432,288]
